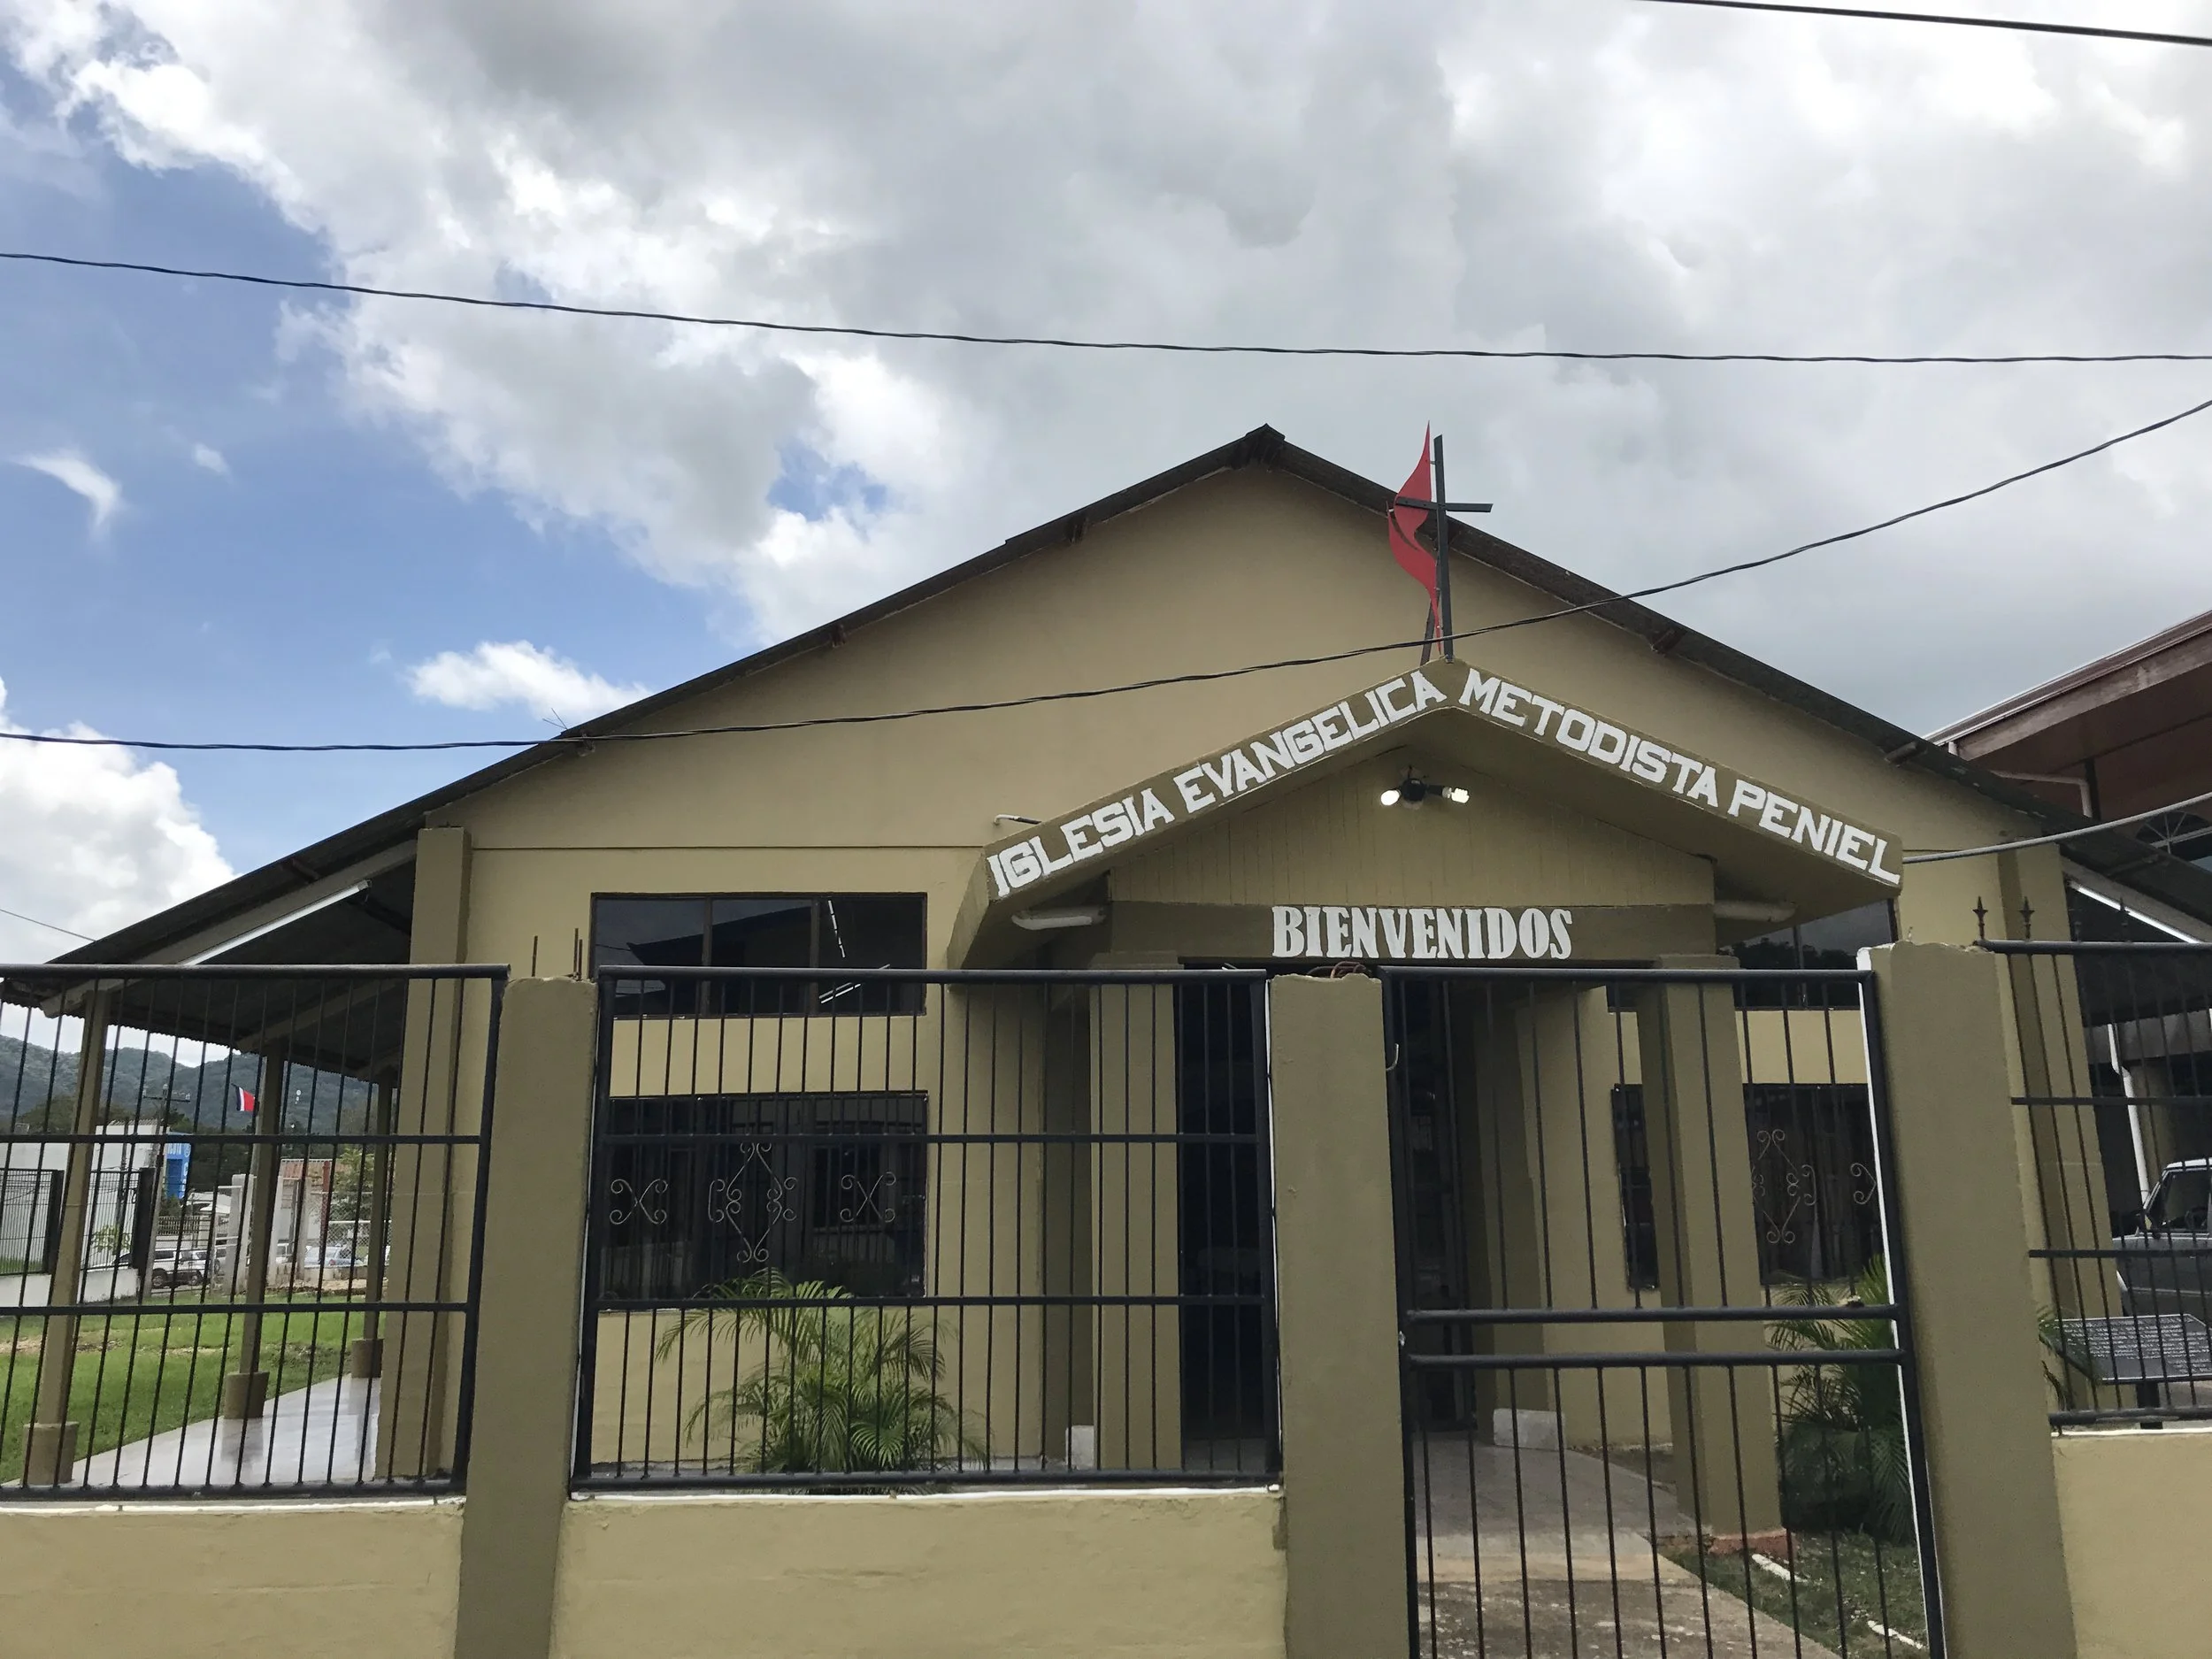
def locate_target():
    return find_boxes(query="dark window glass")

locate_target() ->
[2149,1167,2212,1231]
[819,895,926,970]
[1745,1083,1882,1284]
[1176,979,1271,1445]
[1611,1086,1660,1291]
[1727,901,1893,1008]
[710,898,816,1015]
[594,897,709,1018]
[1795,902,1895,968]
[817,895,927,1014]
[1612,1081,1880,1287]
[596,1092,927,1301]
[594,894,927,1017]
[709,898,814,967]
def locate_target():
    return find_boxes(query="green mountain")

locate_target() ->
[2,1033,374,1139]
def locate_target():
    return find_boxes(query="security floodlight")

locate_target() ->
[1379,769,1470,810]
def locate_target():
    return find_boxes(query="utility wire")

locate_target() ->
[1638,0,2212,50]
[4,384,2209,757]
[4,249,2212,366]
[0,904,92,941]
[1904,787,2212,863]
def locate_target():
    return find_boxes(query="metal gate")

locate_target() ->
[1385,964,1945,1659]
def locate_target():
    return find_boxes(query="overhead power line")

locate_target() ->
[3,383,2209,757]
[0,903,92,941]
[4,249,2211,366]
[1638,0,2212,50]
[1904,786,2212,864]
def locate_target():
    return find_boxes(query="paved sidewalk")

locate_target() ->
[1411,1436,1841,1658]
[73,1375,380,1491]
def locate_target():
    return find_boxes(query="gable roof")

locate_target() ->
[41,425,2212,966]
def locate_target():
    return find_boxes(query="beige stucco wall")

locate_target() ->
[428,465,2035,972]
[0,1499,463,1658]
[549,1488,1287,1659]
[1114,749,1715,910]
[2055,1427,2212,1659]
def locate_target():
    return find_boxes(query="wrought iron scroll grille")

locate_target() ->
[1988,937,2212,1429]
[578,966,1279,1490]
[0,964,504,1499]
[1385,964,1944,1659]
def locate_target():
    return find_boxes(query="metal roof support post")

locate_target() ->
[349,1078,396,1379]
[219,1045,287,1421]
[20,987,111,1484]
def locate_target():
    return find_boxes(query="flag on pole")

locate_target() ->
[234,1085,256,1115]
[1386,428,1439,647]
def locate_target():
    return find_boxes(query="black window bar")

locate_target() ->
[576,965,1280,1491]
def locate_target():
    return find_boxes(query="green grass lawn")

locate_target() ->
[0,1292,362,1484]
[1663,1531,1929,1653]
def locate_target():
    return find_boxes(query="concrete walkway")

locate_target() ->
[73,1375,380,1492]
[1411,1435,1841,1658]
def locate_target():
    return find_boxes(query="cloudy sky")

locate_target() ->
[4,0,2212,957]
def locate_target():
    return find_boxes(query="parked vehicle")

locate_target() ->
[2115,1160,2212,1318]
[147,1244,208,1290]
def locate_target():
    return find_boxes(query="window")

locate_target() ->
[1611,1086,1660,1292]
[596,1091,928,1301]
[1612,1082,1881,1287]
[1725,900,1893,1009]
[2148,1167,2212,1233]
[592,893,927,1016]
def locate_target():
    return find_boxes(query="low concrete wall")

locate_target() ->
[0,1498,462,1657]
[551,1487,1287,1659]
[2055,1427,2212,1659]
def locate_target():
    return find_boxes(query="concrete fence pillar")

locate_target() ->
[1269,972,1407,1659]
[452,974,598,1659]
[1865,942,2078,1659]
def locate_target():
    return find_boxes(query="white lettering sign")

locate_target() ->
[1270,905,1575,962]
[987,672,1450,900]
[1455,664,1899,887]
[983,662,1902,911]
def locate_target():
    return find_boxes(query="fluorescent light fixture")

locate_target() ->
[1712,899,1795,926]
[183,880,371,964]
[1010,906,1108,932]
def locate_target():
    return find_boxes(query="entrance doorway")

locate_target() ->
[1384,964,1944,1659]
[1175,978,1277,1470]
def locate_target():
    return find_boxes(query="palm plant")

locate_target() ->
[655,1270,980,1475]
[1769,1257,1913,1542]
[2036,1303,2092,1408]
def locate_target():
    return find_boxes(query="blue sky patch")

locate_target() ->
[767,442,888,522]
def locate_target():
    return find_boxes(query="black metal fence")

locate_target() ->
[0,964,503,1497]
[1385,964,1941,1659]
[577,966,1279,1489]
[1990,937,2212,1428]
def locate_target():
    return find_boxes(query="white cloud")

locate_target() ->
[405,640,647,724]
[14,448,120,532]
[189,442,228,475]
[0,676,233,962]
[10,2,2212,726]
